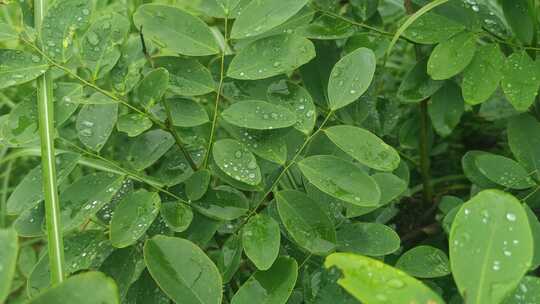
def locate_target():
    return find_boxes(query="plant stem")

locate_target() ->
[419,99,433,205]
[0,160,13,228]
[162,101,198,171]
[34,0,65,284]
[203,15,229,168]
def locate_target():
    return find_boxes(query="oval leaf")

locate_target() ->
[395,245,450,279]
[427,31,476,80]
[242,214,281,270]
[221,100,297,130]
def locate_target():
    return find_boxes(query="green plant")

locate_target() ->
[0,0,540,303]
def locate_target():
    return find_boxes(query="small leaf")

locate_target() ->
[267,80,316,134]
[324,253,444,304]
[298,155,381,206]
[475,153,535,189]
[427,31,476,80]
[160,201,194,232]
[395,245,450,278]
[135,68,169,109]
[144,236,223,304]
[502,0,535,45]
[325,125,400,171]
[117,114,153,137]
[450,190,534,304]
[0,229,17,303]
[214,234,243,283]
[328,47,376,110]
[227,34,315,80]
[133,4,220,56]
[212,139,261,186]
[28,272,119,304]
[398,58,443,102]
[461,44,505,105]
[99,246,146,300]
[403,12,465,44]
[186,169,211,201]
[501,51,540,111]
[242,214,281,270]
[231,257,298,304]
[230,0,308,39]
[222,100,297,130]
[155,57,215,96]
[165,98,209,128]
[276,190,336,255]
[110,189,161,248]
[129,130,175,170]
[193,186,249,221]
[0,49,48,89]
[77,103,118,151]
[428,81,464,137]
[508,114,540,180]
[336,223,400,256]
[503,276,540,304]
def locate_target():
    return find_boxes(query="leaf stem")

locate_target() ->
[162,101,198,171]
[34,0,65,284]
[203,15,229,168]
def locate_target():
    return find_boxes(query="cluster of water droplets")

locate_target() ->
[221,147,259,184]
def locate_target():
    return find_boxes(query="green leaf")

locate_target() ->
[297,14,357,40]
[461,151,498,188]
[214,234,243,283]
[0,49,48,89]
[501,51,540,111]
[428,81,464,137]
[502,0,535,45]
[81,13,130,81]
[28,272,119,304]
[186,169,211,201]
[129,130,175,170]
[227,34,315,80]
[193,186,249,220]
[117,114,153,137]
[165,98,209,127]
[336,222,400,256]
[461,44,505,105]
[475,153,535,189]
[154,57,215,96]
[398,58,443,102]
[242,214,281,270]
[0,22,19,42]
[77,103,118,151]
[508,114,540,180]
[99,246,146,300]
[267,80,316,134]
[144,236,223,304]
[41,0,92,62]
[324,253,444,304]
[450,190,534,304]
[110,189,161,248]
[503,276,540,304]
[403,12,465,44]
[230,0,309,39]
[427,31,476,80]
[395,245,450,278]
[298,155,381,206]
[231,256,298,304]
[325,125,400,171]
[0,229,17,303]
[222,100,297,130]
[212,139,261,185]
[328,47,376,110]
[160,201,194,232]
[523,204,540,269]
[133,4,220,56]
[276,190,336,255]
[135,68,169,109]
[7,153,80,215]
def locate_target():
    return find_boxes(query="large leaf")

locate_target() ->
[76,103,118,151]
[450,190,534,304]
[475,153,535,189]
[144,236,223,304]
[212,139,261,186]
[336,222,400,256]
[165,98,209,128]
[427,31,476,80]
[461,44,505,105]
[501,51,540,111]
[110,190,161,248]
[276,190,336,255]
[0,49,48,89]
[129,130,175,170]
[508,114,540,180]
[193,186,249,220]
[0,229,17,303]
[231,257,298,304]
[41,0,92,62]
[242,214,281,270]
[99,246,146,300]
[324,253,444,304]
[325,125,400,171]
[28,272,119,304]
[227,34,315,80]
[328,47,376,110]
[502,0,535,45]
[230,0,309,39]
[154,57,215,96]
[133,4,219,56]
[298,155,381,206]
[403,12,465,44]
[221,100,297,130]
[503,276,540,304]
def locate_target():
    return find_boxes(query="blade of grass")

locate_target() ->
[34,0,65,284]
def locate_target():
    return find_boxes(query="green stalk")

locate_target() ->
[34,0,65,284]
